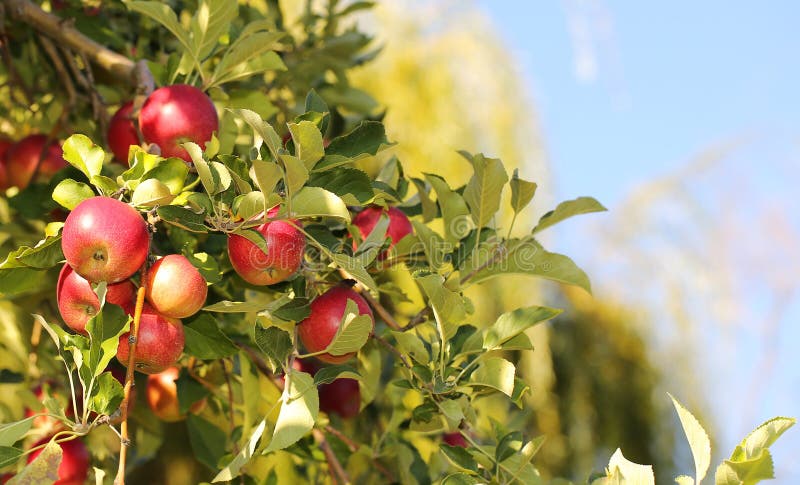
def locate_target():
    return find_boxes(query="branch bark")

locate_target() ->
[5,0,135,83]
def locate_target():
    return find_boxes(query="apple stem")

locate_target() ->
[113,263,149,485]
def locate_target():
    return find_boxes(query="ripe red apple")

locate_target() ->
[442,432,468,448]
[145,366,205,422]
[351,206,413,258]
[116,305,184,375]
[5,134,66,189]
[319,377,360,419]
[27,438,90,485]
[297,284,374,364]
[56,264,136,334]
[62,196,149,284]
[227,208,306,286]
[144,254,207,319]
[0,137,12,191]
[107,101,139,165]
[138,84,218,162]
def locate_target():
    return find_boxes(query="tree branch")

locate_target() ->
[5,0,135,83]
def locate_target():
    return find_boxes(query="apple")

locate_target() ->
[107,101,139,165]
[56,264,136,334]
[5,134,66,189]
[297,284,374,364]
[145,366,205,422]
[442,432,468,448]
[62,196,149,284]
[227,208,306,286]
[144,254,207,319]
[138,84,218,162]
[351,206,413,258]
[116,305,184,375]
[0,137,12,190]
[319,377,360,419]
[27,438,89,485]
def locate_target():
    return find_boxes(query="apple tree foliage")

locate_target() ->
[0,1,794,484]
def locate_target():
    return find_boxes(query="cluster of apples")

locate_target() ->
[0,134,67,191]
[58,196,208,374]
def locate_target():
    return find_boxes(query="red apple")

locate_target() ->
[297,285,374,364]
[27,438,89,485]
[56,264,136,334]
[351,206,413,258]
[319,377,360,419]
[5,134,66,189]
[107,101,139,165]
[116,305,184,375]
[138,84,218,162]
[227,208,306,286]
[62,196,149,284]
[442,432,468,448]
[145,366,205,422]
[0,137,12,191]
[144,254,207,319]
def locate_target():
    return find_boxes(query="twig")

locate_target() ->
[323,425,396,483]
[313,428,349,485]
[336,268,401,330]
[403,306,431,331]
[371,334,412,369]
[5,0,135,83]
[113,261,150,485]
[38,37,76,134]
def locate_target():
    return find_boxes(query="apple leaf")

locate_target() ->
[52,179,95,210]
[410,178,438,222]
[229,108,283,162]
[323,299,373,356]
[187,414,228,472]
[12,234,64,269]
[483,306,562,349]
[715,451,775,485]
[0,417,33,447]
[0,446,23,469]
[288,121,325,170]
[254,325,293,372]
[391,331,430,364]
[11,439,62,484]
[416,273,467,341]
[354,213,390,257]
[734,416,796,461]
[307,167,374,205]
[330,253,378,294]
[125,1,196,71]
[265,370,318,452]
[85,304,130,378]
[496,431,524,463]
[606,448,655,485]
[142,158,190,195]
[509,169,537,215]
[468,357,515,398]
[203,300,266,313]
[324,121,387,159]
[183,314,238,359]
[532,196,607,234]
[441,473,481,485]
[210,32,285,88]
[312,365,360,385]
[184,142,217,194]
[288,187,351,222]
[88,371,124,416]
[61,134,105,180]
[249,160,282,215]
[410,221,448,272]
[156,205,208,233]
[279,154,309,195]
[461,152,508,229]
[441,444,479,473]
[669,394,711,484]
[190,0,237,61]
[425,173,473,243]
[212,417,267,482]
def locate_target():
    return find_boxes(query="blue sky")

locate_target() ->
[476,1,800,481]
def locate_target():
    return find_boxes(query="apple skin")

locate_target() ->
[145,366,205,422]
[138,84,218,162]
[27,438,90,485]
[116,305,184,375]
[227,208,306,286]
[5,134,66,189]
[442,432,468,448]
[0,138,12,190]
[62,196,149,284]
[145,254,207,318]
[297,285,374,364]
[107,101,139,165]
[56,264,136,334]
[351,206,413,258]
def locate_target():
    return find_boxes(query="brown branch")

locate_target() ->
[313,428,349,485]
[403,306,431,331]
[323,425,396,483]
[371,334,412,370]
[5,0,135,83]
[336,268,401,330]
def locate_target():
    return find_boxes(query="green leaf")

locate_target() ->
[288,121,325,170]
[157,205,208,233]
[313,365,360,385]
[416,273,467,340]
[391,331,429,364]
[468,357,515,397]
[410,221,448,272]
[331,253,378,294]
[442,473,481,485]
[461,152,508,228]
[279,154,309,195]
[735,416,795,461]
[142,158,190,195]
[191,0,237,60]
[484,306,562,349]
[265,370,318,452]
[187,414,228,471]
[441,444,478,473]
[203,300,266,313]
[426,174,473,243]
[183,314,238,359]
[61,134,104,180]
[211,51,285,87]
[254,325,293,371]
[533,196,607,234]
[323,299,373,356]
[496,431,524,463]
[307,167,373,205]
[271,298,311,322]
[325,121,387,158]
[669,394,711,484]
[715,451,775,485]
[250,160,282,204]
[233,192,266,220]
[88,371,124,416]
[410,178,437,222]
[229,108,282,162]
[86,304,130,377]
[185,252,221,284]
[509,169,537,214]
[13,235,64,269]
[0,446,23,469]
[210,31,285,88]
[607,448,655,485]
[0,418,33,447]
[126,1,196,71]
[11,439,61,483]
[184,142,217,194]
[212,417,267,482]
[290,187,351,221]
[52,179,95,210]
